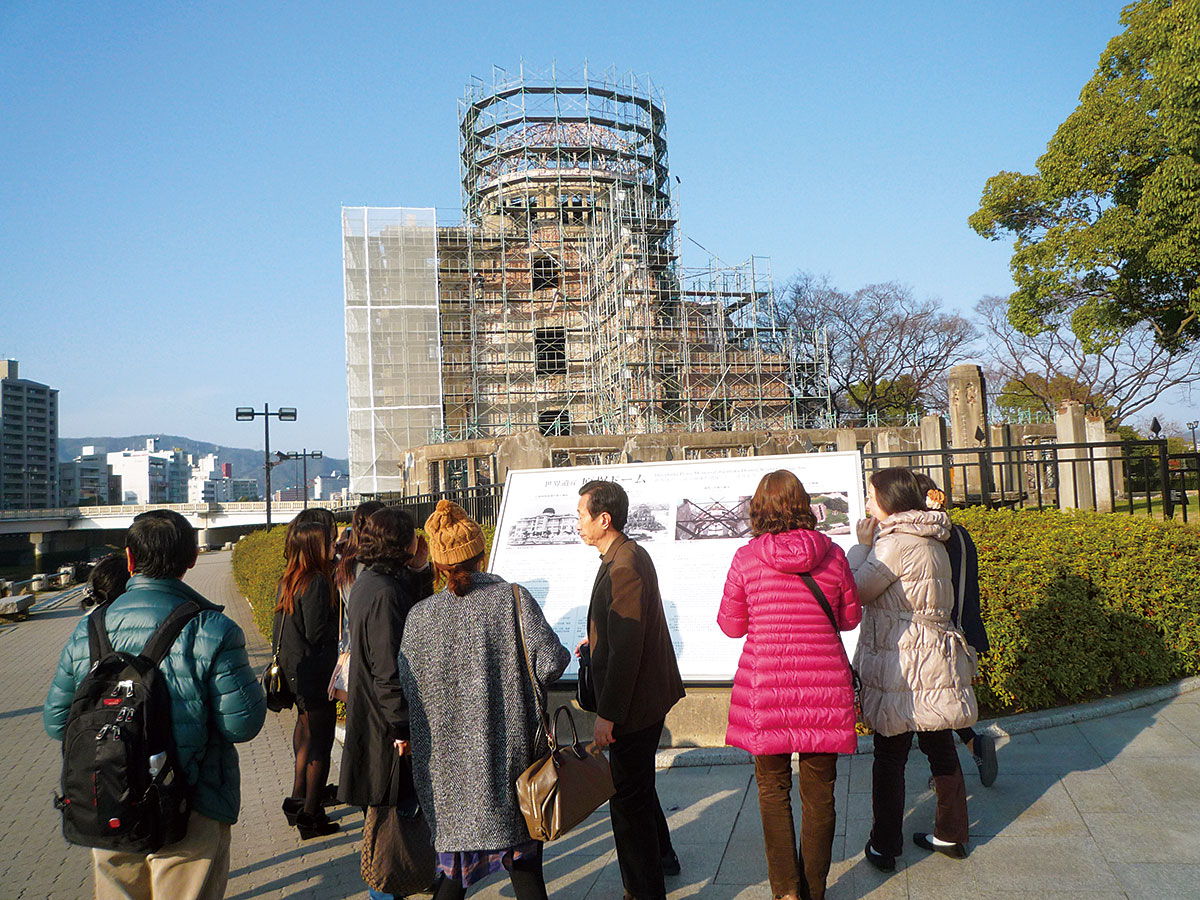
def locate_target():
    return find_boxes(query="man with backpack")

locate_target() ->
[44,510,266,900]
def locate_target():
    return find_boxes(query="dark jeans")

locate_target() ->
[608,719,669,900]
[753,753,838,900]
[871,730,968,856]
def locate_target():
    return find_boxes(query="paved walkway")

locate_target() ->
[3,551,1199,899]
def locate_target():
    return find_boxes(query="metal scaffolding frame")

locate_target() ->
[347,64,831,458]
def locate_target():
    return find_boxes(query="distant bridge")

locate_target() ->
[0,502,349,556]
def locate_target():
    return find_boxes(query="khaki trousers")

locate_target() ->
[93,811,231,900]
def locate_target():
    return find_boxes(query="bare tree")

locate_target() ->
[976,294,1200,427]
[776,275,977,419]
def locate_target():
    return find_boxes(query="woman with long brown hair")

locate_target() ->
[274,515,340,838]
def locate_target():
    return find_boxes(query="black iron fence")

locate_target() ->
[359,484,505,529]
[361,439,1195,527]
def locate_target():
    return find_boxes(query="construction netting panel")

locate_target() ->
[344,207,443,495]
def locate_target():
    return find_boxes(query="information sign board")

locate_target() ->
[487,451,866,681]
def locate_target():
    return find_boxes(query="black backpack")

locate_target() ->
[54,599,202,852]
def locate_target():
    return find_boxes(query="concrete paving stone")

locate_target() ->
[1111,863,1200,900]
[1060,767,1135,813]
[1106,757,1200,818]
[966,836,1121,892]
[1081,812,1200,864]
[966,779,1088,840]
[1156,697,1200,745]
[1075,704,1197,760]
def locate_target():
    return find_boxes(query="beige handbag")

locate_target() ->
[511,583,614,841]
[327,588,350,702]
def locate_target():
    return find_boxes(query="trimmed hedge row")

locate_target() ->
[956,507,1200,713]
[230,523,496,643]
[230,508,1200,716]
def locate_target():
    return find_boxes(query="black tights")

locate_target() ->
[955,726,978,748]
[291,703,336,814]
[432,852,548,900]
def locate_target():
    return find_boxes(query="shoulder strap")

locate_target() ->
[954,526,968,623]
[86,601,116,666]
[140,600,204,665]
[800,573,839,634]
[513,583,547,747]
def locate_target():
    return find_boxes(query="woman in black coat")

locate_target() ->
[338,506,434,897]
[274,515,340,838]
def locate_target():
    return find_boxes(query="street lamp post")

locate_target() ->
[235,404,297,529]
[276,449,323,508]
[1189,421,1198,454]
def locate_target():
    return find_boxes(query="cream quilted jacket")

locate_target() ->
[847,509,978,737]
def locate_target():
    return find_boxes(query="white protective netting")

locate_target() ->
[344,207,443,495]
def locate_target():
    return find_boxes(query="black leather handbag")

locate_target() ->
[261,614,294,712]
[576,643,597,712]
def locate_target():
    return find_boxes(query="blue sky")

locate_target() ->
[7,0,1178,457]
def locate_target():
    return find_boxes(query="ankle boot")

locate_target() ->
[281,797,303,826]
[296,809,339,840]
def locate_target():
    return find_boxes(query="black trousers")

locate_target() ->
[608,718,670,900]
[871,730,969,856]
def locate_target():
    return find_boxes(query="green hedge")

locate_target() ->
[231,509,1200,716]
[955,507,1200,713]
[231,523,496,644]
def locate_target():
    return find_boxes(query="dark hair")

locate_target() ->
[434,551,486,597]
[336,500,384,588]
[749,470,817,536]
[579,480,628,532]
[357,506,416,568]
[83,553,131,608]
[276,520,335,615]
[869,467,927,517]
[911,472,948,510]
[125,510,196,579]
[294,506,336,542]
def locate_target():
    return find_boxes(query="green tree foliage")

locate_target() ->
[971,0,1200,348]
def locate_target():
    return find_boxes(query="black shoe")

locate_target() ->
[864,840,896,872]
[973,733,998,787]
[281,797,303,826]
[662,849,681,876]
[912,832,967,859]
[296,809,340,840]
[320,782,340,807]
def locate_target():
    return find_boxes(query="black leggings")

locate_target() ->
[432,852,548,900]
[955,726,978,747]
[291,702,337,814]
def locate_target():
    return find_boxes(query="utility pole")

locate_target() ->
[235,404,297,529]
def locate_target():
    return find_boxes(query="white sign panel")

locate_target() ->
[488,452,866,682]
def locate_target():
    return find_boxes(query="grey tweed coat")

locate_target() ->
[398,572,570,851]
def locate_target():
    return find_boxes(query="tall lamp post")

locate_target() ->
[276,449,323,508]
[1189,421,1198,454]
[235,404,296,529]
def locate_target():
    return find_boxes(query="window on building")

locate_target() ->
[535,328,567,375]
[473,455,495,486]
[532,256,560,292]
[446,458,469,491]
[539,409,570,436]
[428,461,441,494]
[551,450,570,468]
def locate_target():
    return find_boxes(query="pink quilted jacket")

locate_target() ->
[718,529,862,755]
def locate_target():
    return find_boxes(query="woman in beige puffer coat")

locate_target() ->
[848,467,978,871]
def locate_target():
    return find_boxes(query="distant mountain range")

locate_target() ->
[59,435,349,495]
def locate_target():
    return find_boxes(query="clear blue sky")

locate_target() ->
[8,0,1181,457]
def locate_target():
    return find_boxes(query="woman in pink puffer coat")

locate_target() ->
[718,470,861,900]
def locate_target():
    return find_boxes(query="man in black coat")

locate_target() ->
[576,480,685,900]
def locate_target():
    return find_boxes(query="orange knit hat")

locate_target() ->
[423,499,485,565]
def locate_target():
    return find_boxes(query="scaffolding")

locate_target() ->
[343,207,444,494]
[348,64,831,464]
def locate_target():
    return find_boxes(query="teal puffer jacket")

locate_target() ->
[43,576,267,824]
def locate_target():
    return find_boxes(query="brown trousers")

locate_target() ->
[870,729,968,856]
[753,752,838,900]
[93,811,231,900]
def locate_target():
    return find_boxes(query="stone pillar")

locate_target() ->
[947,365,991,501]
[919,415,952,496]
[1086,415,1117,512]
[495,430,552,481]
[621,433,675,463]
[1055,401,1094,510]
[31,532,49,570]
[834,430,858,454]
